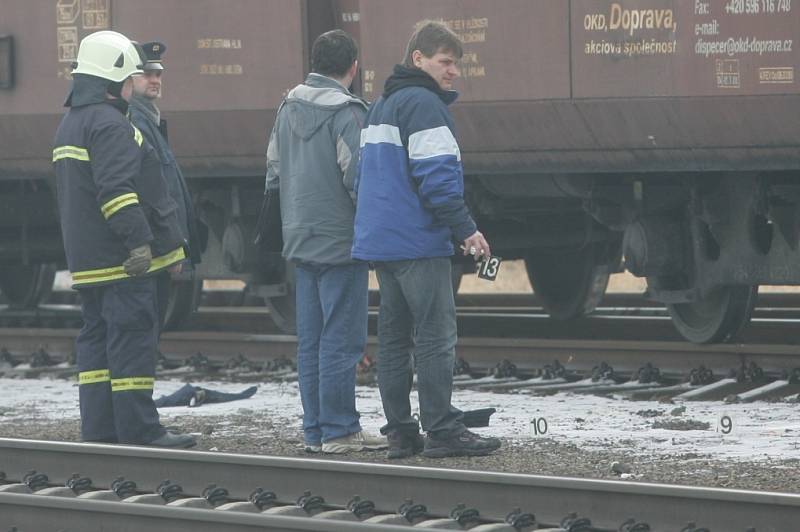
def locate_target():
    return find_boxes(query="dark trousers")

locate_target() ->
[76,277,165,444]
[155,270,171,332]
[375,257,464,438]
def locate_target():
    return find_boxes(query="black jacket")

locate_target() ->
[129,96,204,265]
[53,75,185,288]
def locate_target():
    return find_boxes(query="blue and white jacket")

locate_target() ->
[352,65,476,261]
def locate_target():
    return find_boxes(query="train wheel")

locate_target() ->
[524,245,610,319]
[265,262,296,334]
[161,279,202,331]
[662,284,756,344]
[0,264,56,309]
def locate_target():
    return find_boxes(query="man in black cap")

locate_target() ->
[130,41,204,329]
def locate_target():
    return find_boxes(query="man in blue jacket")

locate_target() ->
[353,21,501,458]
[264,30,386,454]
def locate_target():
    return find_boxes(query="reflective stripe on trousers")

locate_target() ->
[76,277,164,444]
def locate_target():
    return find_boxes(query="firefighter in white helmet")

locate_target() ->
[52,30,195,448]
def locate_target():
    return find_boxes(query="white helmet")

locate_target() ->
[72,30,144,82]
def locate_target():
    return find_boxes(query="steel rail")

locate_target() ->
[1,327,798,378]
[1,439,798,531]
[36,289,800,311]
[3,301,798,344]
[0,492,412,532]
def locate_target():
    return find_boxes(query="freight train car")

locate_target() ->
[1,0,799,343]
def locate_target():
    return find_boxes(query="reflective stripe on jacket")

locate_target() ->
[53,99,185,288]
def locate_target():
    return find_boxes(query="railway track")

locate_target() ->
[2,291,799,404]
[2,327,798,403]
[29,289,800,308]
[18,289,800,315]
[1,438,798,531]
[3,291,800,343]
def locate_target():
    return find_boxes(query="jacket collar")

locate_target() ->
[130,94,161,124]
[285,73,367,109]
[64,74,118,108]
[383,64,458,105]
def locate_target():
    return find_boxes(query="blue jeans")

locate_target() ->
[295,261,369,444]
[375,257,464,438]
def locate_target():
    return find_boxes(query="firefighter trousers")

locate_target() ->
[76,276,166,444]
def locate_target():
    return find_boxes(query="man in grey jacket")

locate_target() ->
[264,30,385,454]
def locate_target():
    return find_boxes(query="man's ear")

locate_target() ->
[349,60,358,79]
[411,50,423,68]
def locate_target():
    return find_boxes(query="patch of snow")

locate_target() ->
[0,376,798,461]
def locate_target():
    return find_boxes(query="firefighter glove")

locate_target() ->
[123,244,152,276]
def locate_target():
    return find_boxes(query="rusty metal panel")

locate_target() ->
[0,35,14,89]
[0,0,314,177]
[334,0,361,42]
[356,0,570,102]
[572,0,800,98]
[111,0,309,167]
[113,0,305,112]
[2,0,799,179]
[0,1,65,116]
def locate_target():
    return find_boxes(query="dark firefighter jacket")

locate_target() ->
[53,74,185,288]
[129,96,204,265]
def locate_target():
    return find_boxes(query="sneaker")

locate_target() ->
[421,429,501,458]
[146,431,197,449]
[304,443,322,453]
[387,431,424,459]
[321,431,388,454]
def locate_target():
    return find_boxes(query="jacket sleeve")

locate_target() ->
[265,117,280,192]
[332,103,367,204]
[136,141,184,254]
[132,114,188,255]
[402,94,477,242]
[88,119,153,250]
[353,106,373,202]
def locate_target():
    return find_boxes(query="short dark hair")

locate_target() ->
[403,20,463,67]
[311,30,358,78]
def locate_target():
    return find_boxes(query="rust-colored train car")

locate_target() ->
[1,0,799,342]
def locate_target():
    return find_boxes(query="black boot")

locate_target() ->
[387,431,424,459]
[147,431,197,449]
[422,430,501,458]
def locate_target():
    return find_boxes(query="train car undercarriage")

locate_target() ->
[591,171,800,343]
[3,170,800,345]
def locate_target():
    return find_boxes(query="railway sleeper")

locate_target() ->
[1,483,753,531]
[313,495,376,521]
[728,378,800,403]
[263,490,325,517]
[168,483,229,508]
[0,470,547,531]
[0,470,49,494]
[365,499,428,526]
[124,479,184,504]
[217,487,277,512]
[78,476,138,501]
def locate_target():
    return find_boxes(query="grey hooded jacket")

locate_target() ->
[265,73,368,265]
